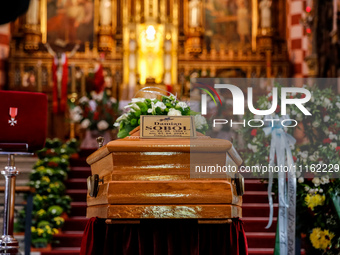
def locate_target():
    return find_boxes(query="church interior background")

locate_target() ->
[0,0,340,254]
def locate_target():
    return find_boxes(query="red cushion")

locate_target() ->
[0,91,48,152]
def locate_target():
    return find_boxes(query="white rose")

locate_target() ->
[304,186,310,191]
[70,106,83,123]
[323,115,330,122]
[81,119,91,129]
[148,101,167,114]
[320,176,330,184]
[97,120,109,131]
[73,106,82,114]
[79,96,89,104]
[252,145,258,153]
[330,142,337,149]
[194,115,207,130]
[312,177,320,187]
[308,155,314,161]
[324,98,331,108]
[156,101,166,109]
[324,129,330,135]
[71,113,82,123]
[329,132,337,140]
[298,177,304,183]
[91,91,104,101]
[167,108,182,116]
[336,102,340,109]
[319,189,323,193]
[176,102,188,110]
[312,121,320,128]
[300,151,308,159]
[309,189,315,194]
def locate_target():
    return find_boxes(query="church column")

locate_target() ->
[286,0,309,77]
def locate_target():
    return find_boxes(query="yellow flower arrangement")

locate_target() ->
[53,216,64,226]
[41,176,50,183]
[37,228,44,236]
[36,209,46,217]
[305,194,325,210]
[310,228,335,250]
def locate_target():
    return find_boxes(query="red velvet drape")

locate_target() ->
[80,218,248,255]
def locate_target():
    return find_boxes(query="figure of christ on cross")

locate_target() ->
[45,43,80,113]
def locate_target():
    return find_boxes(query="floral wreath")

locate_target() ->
[239,84,340,253]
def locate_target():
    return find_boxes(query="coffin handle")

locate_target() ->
[87,174,103,197]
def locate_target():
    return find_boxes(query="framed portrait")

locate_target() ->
[203,0,257,51]
[45,0,95,48]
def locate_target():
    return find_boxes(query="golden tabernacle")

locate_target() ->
[86,128,243,220]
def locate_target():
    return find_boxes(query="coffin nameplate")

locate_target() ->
[140,115,196,138]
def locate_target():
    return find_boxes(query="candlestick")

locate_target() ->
[81,70,86,96]
[71,64,76,93]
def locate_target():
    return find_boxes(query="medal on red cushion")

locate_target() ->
[8,107,18,126]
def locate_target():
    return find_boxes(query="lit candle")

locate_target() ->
[81,70,86,96]
[71,65,76,93]
[189,0,201,28]
[100,0,112,26]
[26,0,39,25]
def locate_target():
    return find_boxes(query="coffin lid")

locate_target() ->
[86,127,232,165]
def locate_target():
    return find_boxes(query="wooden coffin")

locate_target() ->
[86,130,243,220]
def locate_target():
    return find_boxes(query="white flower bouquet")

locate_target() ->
[114,95,208,138]
[69,90,119,132]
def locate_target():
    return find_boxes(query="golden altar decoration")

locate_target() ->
[8,0,290,138]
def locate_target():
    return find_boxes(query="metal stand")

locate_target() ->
[0,151,32,254]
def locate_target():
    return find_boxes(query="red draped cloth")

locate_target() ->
[80,218,248,255]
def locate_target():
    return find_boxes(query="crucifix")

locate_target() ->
[45,43,80,113]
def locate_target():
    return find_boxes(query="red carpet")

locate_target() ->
[41,151,277,255]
